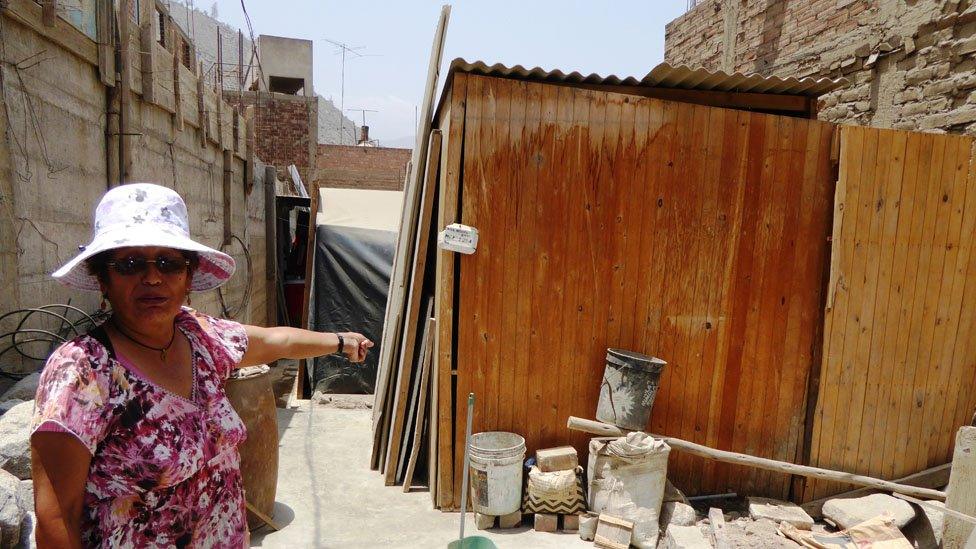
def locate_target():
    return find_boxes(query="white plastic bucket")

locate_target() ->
[468,432,526,515]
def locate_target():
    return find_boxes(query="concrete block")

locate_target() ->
[563,513,579,533]
[944,427,976,548]
[534,513,558,533]
[660,501,697,528]
[664,524,710,549]
[822,493,916,529]
[475,512,495,530]
[536,446,578,472]
[498,510,521,529]
[748,497,815,529]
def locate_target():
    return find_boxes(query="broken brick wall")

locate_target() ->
[666,0,976,134]
[314,145,411,192]
[235,91,318,184]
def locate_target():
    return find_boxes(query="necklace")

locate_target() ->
[111,317,178,361]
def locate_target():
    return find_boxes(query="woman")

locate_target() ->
[30,183,373,548]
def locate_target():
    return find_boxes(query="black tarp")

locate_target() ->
[310,224,395,394]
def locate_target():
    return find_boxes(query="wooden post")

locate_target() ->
[40,0,55,26]
[118,0,133,181]
[566,417,947,501]
[944,426,976,547]
[197,62,206,148]
[264,166,277,327]
[222,149,233,245]
[172,30,184,132]
[297,180,319,398]
[138,0,155,104]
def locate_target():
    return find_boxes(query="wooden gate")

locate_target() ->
[804,125,976,501]
[448,73,835,504]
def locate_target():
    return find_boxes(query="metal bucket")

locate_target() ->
[225,364,278,530]
[595,349,667,431]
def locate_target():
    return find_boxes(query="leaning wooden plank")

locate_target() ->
[384,130,445,485]
[436,73,468,510]
[566,417,947,501]
[374,3,450,466]
[801,463,951,518]
[404,316,437,493]
[371,165,413,470]
[397,300,434,484]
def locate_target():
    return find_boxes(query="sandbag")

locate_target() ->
[587,432,670,549]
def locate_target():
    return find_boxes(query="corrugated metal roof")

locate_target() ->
[446,58,847,98]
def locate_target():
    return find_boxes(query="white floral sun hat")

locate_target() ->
[53,183,235,292]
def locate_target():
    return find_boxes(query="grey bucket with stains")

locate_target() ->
[595,349,667,431]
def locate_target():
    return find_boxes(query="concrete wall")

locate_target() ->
[0,1,271,373]
[314,145,410,191]
[256,35,314,96]
[665,0,976,134]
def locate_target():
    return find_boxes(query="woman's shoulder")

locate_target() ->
[36,330,118,405]
[178,307,248,364]
[45,330,114,375]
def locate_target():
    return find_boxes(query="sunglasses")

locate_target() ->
[107,256,190,276]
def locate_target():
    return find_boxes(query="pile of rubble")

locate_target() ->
[655,493,945,548]
[0,373,40,549]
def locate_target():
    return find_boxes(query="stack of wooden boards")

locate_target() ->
[369,6,450,497]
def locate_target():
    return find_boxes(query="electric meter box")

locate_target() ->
[437,223,478,254]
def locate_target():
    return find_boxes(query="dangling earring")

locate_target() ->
[100,294,107,311]
[186,292,192,306]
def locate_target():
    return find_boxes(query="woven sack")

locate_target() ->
[522,465,586,514]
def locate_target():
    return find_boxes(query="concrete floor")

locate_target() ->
[250,401,591,549]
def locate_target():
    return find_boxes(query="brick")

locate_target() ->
[562,513,580,533]
[536,446,578,472]
[475,512,495,530]
[534,513,558,533]
[498,511,522,529]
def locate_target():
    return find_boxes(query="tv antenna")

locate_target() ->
[321,38,380,143]
[347,108,378,127]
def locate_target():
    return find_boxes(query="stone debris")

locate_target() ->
[821,493,916,530]
[748,497,815,530]
[0,401,24,417]
[0,374,39,403]
[660,501,697,529]
[0,401,33,480]
[0,469,23,548]
[722,517,802,549]
[663,524,710,549]
[902,500,944,549]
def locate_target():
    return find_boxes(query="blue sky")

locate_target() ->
[204,1,689,145]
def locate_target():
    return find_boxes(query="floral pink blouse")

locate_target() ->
[31,308,249,548]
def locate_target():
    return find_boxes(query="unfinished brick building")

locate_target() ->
[666,0,976,134]
[314,145,411,192]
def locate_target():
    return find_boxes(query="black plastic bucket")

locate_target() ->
[595,349,667,431]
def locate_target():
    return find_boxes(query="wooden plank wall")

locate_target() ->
[805,126,976,501]
[450,74,835,503]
